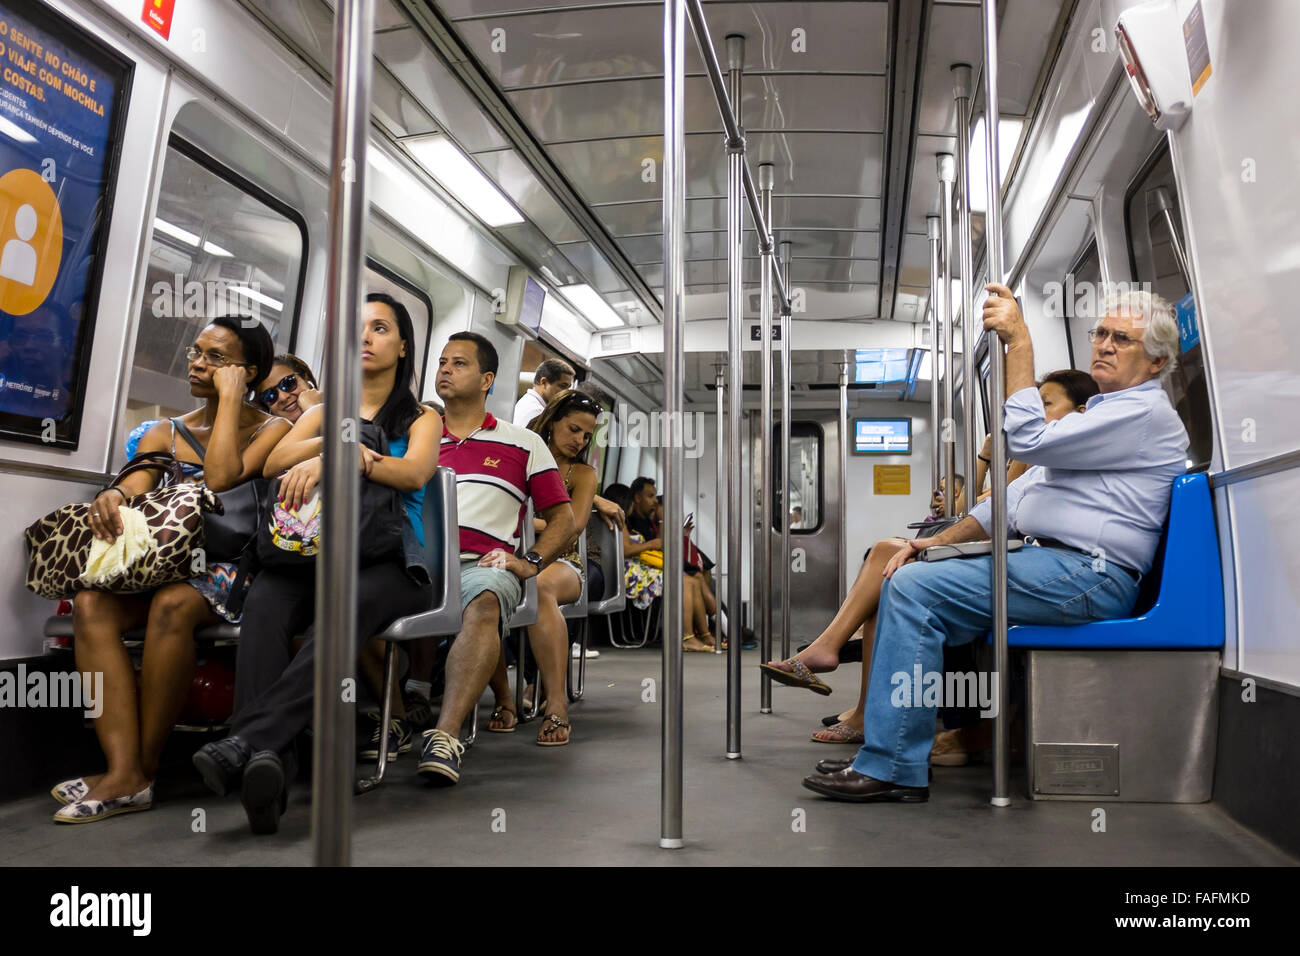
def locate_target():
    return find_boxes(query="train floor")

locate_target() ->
[1,646,1294,867]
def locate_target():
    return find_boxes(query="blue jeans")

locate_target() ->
[851,547,1140,787]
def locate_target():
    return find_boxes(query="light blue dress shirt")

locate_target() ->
[969,379,1189,573]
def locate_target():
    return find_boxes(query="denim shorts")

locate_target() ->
[459,559,523,640]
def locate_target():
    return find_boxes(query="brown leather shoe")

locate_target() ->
[815,758,853,775]
[801,768,929,803]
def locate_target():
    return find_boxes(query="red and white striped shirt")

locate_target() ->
[439,411,570,559]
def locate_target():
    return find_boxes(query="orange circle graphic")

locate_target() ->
[0,168,64,316]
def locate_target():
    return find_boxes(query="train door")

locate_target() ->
[752,412,843,643]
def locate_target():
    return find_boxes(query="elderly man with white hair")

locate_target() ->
[802,283,1189,803]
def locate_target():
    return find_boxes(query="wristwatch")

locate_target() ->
[523,550,544,575]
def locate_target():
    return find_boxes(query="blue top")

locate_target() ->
[386,432,426,547]
[970,379,1189,573]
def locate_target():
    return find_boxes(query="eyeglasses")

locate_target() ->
[184,345,249,368]
[260,374,298,408]
[1087,327,1139,348]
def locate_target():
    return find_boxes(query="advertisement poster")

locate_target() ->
[0,2,130,448]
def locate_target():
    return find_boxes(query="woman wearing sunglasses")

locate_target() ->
[256,354,322,423]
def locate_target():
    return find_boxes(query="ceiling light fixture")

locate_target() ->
[967,116,1024,214]
[405,134,525,228]
[153,217,233,257]
[559,284,624,330]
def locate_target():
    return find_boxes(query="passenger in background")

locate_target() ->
[513,357,575,427]
[417,332,575,785]
[192,293,440,834]
[622,477,713,651]
[489,389,602,745]
[802,287,1186,803]
[765,371,1098,747]
[790,506,805,530]
[55,316,290,823]
[256,353,322,424]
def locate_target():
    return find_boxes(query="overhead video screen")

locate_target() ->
[853,418,911,455]
[0,1,131,448]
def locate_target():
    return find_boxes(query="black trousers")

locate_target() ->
[231,562,433,759]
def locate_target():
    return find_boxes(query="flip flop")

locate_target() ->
[536,713,571,747]
[486,704,518,733]
[811,722,865,745]
[759,659,833,696]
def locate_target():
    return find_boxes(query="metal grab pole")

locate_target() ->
[660,0,686,849]
[778,240,792,662]
[714,366,725,656]
[684,2,790,318]
[953,64,978,515]
[927,215,942,500]
[724,34,745,757]
[758,162,775,715]
[981,0,1012,809]
[314,0,373,868]
[837,362,848,608]
[938,154,957,517]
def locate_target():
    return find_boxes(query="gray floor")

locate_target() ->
[1,647,1294,866]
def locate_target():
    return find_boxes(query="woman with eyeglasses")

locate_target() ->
[485,389,601,746]
[256,354,323,423]
[53,316,291,824]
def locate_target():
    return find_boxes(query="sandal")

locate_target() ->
[683,635,713,653]
[759,659,833,696]
[811,722,865,744]
[487,704,518,733]
[536,713,572,747]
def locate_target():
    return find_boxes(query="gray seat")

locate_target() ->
[572,515,626,697]
[514,526,591,721]
[358,467,464,791]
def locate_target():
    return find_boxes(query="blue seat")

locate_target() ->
[1006,472,1223,650]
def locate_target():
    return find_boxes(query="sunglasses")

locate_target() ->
[260,374,299,408]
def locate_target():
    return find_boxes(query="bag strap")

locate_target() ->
[110,451,183,490]
[170,417,206,462]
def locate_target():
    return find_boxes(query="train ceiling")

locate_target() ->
[247,0,1070,340]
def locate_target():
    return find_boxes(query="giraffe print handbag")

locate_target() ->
[23,452,222,600]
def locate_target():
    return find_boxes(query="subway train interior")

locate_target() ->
[0,0,1297,884]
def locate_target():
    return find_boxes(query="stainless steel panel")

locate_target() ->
[1027,650,1220,803]
[752,412,842,645]
[1032,744,1120,796]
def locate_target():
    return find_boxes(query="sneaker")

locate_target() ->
[417,728,465,786]
[402,688,434,731]
[358,716,411,762]
[571,643,600,660]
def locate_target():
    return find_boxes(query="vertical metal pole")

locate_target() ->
[660,0,686,848]
[1148,187,1192,286]
[926,215,942,502]
[778,239,792,661]
[714,366,725,656]
[758,162,775,715]
[837,361,848,608]
[981,0,1011,808]
[724,34,745,756]
[938,154,957,516]
[313,0,372,869]
[953,64,978,514]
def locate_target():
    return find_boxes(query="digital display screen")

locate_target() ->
[853,347,911,384]
[0,2,131,448]
[853,418,911,455]
[519,275,545,333]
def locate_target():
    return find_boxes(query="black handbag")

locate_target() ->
[170,418,271,563]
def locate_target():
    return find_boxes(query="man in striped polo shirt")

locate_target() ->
[418,331,575,786]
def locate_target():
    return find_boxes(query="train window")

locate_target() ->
[366,261,433,395]
[1125,144,1212,469]
[1062,239,1101,371]
[126,137,306,431]
[773,422,823,533]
